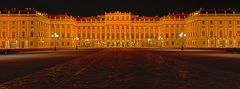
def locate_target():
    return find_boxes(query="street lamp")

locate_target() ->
[51,33,59,51]
[179,32,186,50]
[147,38,151,47]
[86,39,89,47]
[74,37,79,50]
[158,36,163,48]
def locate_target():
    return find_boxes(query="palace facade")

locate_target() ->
[0,8,240,49]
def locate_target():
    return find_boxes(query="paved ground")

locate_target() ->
[0,48,240,89]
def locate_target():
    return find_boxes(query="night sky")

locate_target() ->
[0,0,240,17]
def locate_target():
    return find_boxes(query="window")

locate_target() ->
[31,21,34,25]
[67,33,70,38]
[117,33,120,39]
[12,31,15,38]
[62,34,65,38]
[62,42,64,46]
[22,21,25,25]
[220,31,223,37]
[220,21,222,24]
[202,31,205,36]
[39,32,41,37]
[77,33,81,38]
[203,41,206,45]
[31,31,34,37]
[171,33,174,38]
[210,31,213,37]
[229,21,232,24]
[229,31,232,37]
[202,21,205,24]
[166,33,169,38]
[87,33,90,39]
[141,33,144,38]
[237,31,240,36]
[2,31,6,37]
[145,33,149,38]
[102,33,104,39]
[112,33,114,39]
[172,42,174,46]
[155,33,158,39]
[30,42,33,46]
[230,41,233,45]
[97,33,100,39]
[210,21,213,24]
[126,33,129,39]
[136,33,139,38]
[132,33,134,39]
[121,33,124,39]
[67,42,70,46]
[92,33,95,39]
[22,31,25,37]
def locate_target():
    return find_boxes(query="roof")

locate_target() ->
[76,17,104,21]
[48,14,71,19]
[199,8,240,14]
[131,16,161,21]
[0,8,37,14]
[166,14,189,19]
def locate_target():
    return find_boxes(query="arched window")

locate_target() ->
[31,31,34,37]
[202,31,205,36]
[220,31,223,37]
[12,31,15,38]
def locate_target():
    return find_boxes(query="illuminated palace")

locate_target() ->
[0,8,240,49]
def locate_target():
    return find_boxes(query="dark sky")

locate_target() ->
[0,0,240,17]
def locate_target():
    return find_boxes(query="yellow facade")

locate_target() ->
[0,8,240,49]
